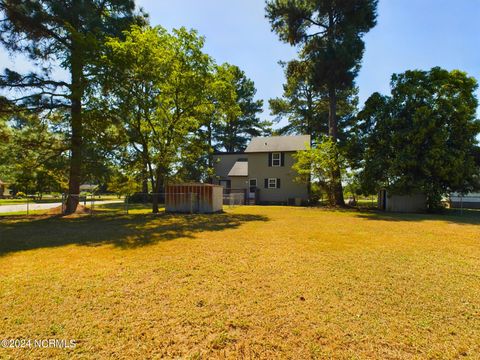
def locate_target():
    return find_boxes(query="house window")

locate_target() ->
[219,180,231,189]
[268,178,277,189]
[272,152,281,167]
[249,179,257,192]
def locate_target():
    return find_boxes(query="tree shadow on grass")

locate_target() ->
[353,208,480,226]
[0,212,269,257]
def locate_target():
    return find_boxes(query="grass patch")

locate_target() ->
[94,201,158,215]
[0,207,479,358]
[0,209,51,216]
[0,198,61,205]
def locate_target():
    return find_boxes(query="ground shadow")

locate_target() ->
[0,212,269,257]
[353,208,480,226]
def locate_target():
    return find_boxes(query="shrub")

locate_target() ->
[15,191,26,198]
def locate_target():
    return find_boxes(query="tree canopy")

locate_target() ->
[213,64,269,153]
[265,0,378,205]
[354,67,480,209]
[0,0,145,212]
[269,60,358,143]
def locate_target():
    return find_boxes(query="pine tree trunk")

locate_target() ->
[65,44,84,214]
[328,84,345,206]
[152,164,167,214]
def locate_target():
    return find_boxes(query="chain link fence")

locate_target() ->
[0,191,245,216]
[0,194,155,216]
[223,192,246,207]
[0,194,126,216]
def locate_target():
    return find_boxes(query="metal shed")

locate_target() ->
[165,183,223,214]
[378,189,427,213]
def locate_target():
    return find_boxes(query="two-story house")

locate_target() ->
[213,135,310,204]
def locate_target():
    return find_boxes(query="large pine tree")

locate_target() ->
[266,0,378,205]
[0,0,145,213]
[269,59,358,143]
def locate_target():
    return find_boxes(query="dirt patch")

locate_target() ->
[45,205,92,217]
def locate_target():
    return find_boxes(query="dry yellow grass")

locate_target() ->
[0,207,479,359]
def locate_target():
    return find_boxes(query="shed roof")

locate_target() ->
[245,135,310,153]
[227,160,248,177]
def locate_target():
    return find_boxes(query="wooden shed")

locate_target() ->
[165,183,223,214]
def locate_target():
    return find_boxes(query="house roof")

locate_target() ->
[227,160,248,177]
[245,135,310,153]
[213,151,244,155]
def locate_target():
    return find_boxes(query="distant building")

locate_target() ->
[213,135,310,205]
[0,180,9,198]
[448,192,480,209]
[378,189,427,213]
[80,184,99,193]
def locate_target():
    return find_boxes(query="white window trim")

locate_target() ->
[272,152,281,167]
[268,178,277,189]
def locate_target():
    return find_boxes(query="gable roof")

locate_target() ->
[245,135,310,153]
[228,160,248,177]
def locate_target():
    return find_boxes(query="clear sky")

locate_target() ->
[1,0,479,127]
[137,0,480,124]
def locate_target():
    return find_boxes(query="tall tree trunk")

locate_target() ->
[65,44,84,214]
[207,122,213,183]
[141,177,148,194]
[152,174,164,214]
[328,84,345,206]
[141,161,148,193]
[325,8,345,207]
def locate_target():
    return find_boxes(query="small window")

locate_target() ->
[268,178,277,189]
[249,179,257,192]
[219,180,230,189]
[272,152,281,167]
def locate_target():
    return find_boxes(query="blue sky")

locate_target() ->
[1,0,479,127]
[138,0,480,124]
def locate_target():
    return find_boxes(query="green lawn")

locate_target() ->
[0,207,479,359]
[0,195,122,206]
[0,198,61,205]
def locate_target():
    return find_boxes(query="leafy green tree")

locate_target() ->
[293,136,346,205]
[178,63,241,182]
[266,0,378,205]
[213,64,269,152]
[355,67,480,210]
[0,0,144,213]
[99,26,214,213]
[0,111,14,185]
[1,111,68,196]
[107,170,140,198]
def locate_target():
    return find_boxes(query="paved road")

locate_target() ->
[0,200,123,214]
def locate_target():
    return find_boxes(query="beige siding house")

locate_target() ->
[213,135,310,204]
